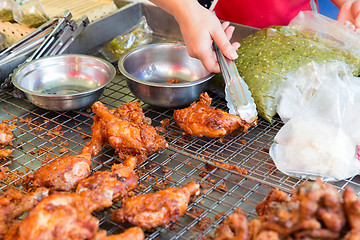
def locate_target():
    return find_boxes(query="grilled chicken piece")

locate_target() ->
[92,227,144,240]
[173,92,257,138]
[91,101,168,160]
[0,187,49,238]
[24,153,92,191]
[112,181,200,229]
[4,191,103,240]
[76,157,138,209]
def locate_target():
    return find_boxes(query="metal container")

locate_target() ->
[0,33,5,49]
[11,54,116,111]
[118,43,214,108]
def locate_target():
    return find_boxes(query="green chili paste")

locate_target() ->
[20,13,49,28]
[215,26,360,122]
[0,9,14,22]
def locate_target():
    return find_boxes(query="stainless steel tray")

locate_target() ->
[1,3,359,240]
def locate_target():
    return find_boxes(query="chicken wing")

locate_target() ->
[91,101,168,160]
[76,157,138,209]
[112,181,200,229]
[0,187,49,238]
[173,92,257,138]
[5,192,101,240]
[24,153,92,191]
[81,115,107,157]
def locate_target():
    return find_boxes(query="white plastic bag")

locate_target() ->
[270,62,360,181]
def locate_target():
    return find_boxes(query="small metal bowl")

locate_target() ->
[118,43,214,108]
[12,54,116,111]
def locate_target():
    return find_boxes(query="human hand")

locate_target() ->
[337,0,360,31]
[174,3,240,73]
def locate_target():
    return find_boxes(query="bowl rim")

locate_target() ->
[118,43,215,88]
[11,54,116,98]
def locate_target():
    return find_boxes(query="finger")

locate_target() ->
[232,42,240,51]
[224,25,235,40]
[200,53,221,73]
[342,20,356,31]
[189,43,220,73]
[337,2,353,22]
[211,26,238,60]
[221,21,230,30]
[352,1,360,28]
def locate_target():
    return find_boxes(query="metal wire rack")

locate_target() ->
[1,61,360,240]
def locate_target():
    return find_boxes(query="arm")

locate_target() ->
[331,0,360,28]
[149,0,240,73]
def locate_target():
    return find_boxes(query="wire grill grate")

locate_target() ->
[1,72,360,239]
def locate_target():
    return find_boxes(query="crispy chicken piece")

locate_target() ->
[24,153,92,191]
[81,115,107,157]
[112,181,200,229]
[76,157,138,209]
[0,187,49,238]
[92,227,144,240]
[343,187,360,231]
[0,149,13,159]
[173,92,257,138]
[214,209,249,240]
[0,122,13,146]
[256,188,290,217]
[292,178,346,232]
[91,101,168,160]
[5,191,103,240]
[81,102,150,158]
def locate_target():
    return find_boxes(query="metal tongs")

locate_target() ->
[0,10,89,90]
[214,42,258,123]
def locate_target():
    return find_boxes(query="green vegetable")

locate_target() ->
[0,9,14,22]
[232,26,360,122]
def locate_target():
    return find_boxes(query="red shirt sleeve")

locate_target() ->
[214,0,318,28]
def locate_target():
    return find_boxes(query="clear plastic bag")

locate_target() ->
[0,0,15,22]
[289,11,360,64]
[270,62,360,181]
[12,0,49,28]
[234,11,360,122]
[99,16,153,63]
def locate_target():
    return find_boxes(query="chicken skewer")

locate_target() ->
[112,181,200,229]
[173,92,257,138]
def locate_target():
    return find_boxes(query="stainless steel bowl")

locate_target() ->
[118,43,214,108]
[12,54,116,111]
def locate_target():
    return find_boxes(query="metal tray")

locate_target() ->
[0,33,5,48]
[0,3,359,240]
